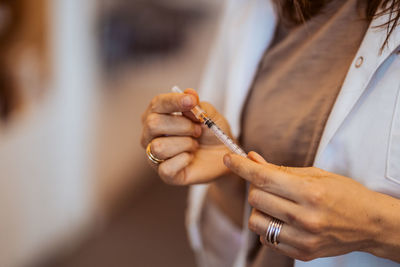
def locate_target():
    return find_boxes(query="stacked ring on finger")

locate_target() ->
[146,142,165,165]
[265,218,284,245]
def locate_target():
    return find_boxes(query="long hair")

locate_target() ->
[275,0,400,48]
[0,0,22,120]
[0,0,47,121]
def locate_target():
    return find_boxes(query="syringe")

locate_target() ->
[172,86,247,158]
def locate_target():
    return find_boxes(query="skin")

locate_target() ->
[141,90,400,263]
[223,151,400,263]
[141,89,231,184]
[141,89,246,226]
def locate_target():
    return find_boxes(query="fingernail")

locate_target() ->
[194,125,202,137]
[182,96,193,108]
[223,154,231,166]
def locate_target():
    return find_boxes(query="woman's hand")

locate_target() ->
[141,89,233,185]
[223,151,400,262]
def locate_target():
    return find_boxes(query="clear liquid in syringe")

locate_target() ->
[209,123,247,157]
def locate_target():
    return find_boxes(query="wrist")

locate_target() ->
[363,191,400,262]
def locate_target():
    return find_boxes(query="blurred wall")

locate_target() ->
[0,0,98,266]
[94,0,222,213]
[0,0,223,266]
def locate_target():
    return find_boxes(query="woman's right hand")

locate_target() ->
[141,89,233,186]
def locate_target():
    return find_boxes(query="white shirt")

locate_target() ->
[186,0,400,266]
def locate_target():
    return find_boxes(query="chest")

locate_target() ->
[316,53,400,198]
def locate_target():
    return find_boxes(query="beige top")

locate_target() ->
[239,0,370,265]
[241,0,369,167]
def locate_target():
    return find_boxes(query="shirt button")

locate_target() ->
[355,56,364,68]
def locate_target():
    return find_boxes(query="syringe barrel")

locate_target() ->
[209,124,248,158]
[191,106,208,122]
[171,86,247,158]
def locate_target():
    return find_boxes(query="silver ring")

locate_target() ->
[273,220,283,245]
[265,218,283,245]
[266,219,278,244]
[146,142,165,165]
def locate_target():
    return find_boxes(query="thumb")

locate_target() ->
[181,89,223,125]
[248,151,285,171]
[182,88,200,122]
[248,151,317,176]
[184,88,200,103]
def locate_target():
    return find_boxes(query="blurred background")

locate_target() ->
[0,0,223,266]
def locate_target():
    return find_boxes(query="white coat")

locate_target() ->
[186,0,400,266]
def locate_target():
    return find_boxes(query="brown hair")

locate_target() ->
[0,0,22,120]
[275,0,400,48]
[0,0,48,121]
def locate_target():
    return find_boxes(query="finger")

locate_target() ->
[150,137,199,160]
[150,93,197,114]
[248,151,268,164]
[182,100,222,123]
[248,209,311,252]
[158,152,194,185]
[184,88,200,103]
[182,110,199,123]
[248,186,302,225]
[179,145,231,185]
[181,89,200,122]
[141,113,202,147]
[224,153,305,202]
[260,236,311,262]
[199,101,224,124]
[249,151,322,177]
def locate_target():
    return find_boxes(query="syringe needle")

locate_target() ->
[171,86,247,157]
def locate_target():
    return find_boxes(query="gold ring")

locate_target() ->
[146,142,165,165]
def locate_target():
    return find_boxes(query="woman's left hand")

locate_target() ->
[223,151,384,261]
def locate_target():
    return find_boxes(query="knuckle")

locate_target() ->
[277,165,290,173]
[190,139,199,151]
[248,214,258,232]
[252,170,271,190]
[189,123,199,135]
[200,101,217,116]
[297,253,314,262]
[302,237,320,253]
[141,112,147,124]
[248,189,262,207]
[199,101,212,110]
[149,96,159,112]
[303,214,325,234]
[151,139,165,158]
[259,236,266,246]
[191,138,198,149]
[158,165,174,184]
[307,185,325,205]
[186,138,198,151]
[311,167,325,177]
[293,249,316,262]
[140,135,147,148]
[182,152,193,163]
[146,113,160,134]
[284,211,298,225]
